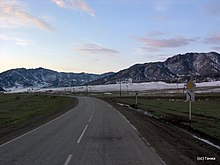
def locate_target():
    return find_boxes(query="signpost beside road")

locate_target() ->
[186,81,196,126]
[187,91,195,102]
[186,81,196,90]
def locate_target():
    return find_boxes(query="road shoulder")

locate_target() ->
[101,97,220,165]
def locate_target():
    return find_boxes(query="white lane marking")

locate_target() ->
[88,114,93,123]
[88,109,95,123]
[77,110,95,143]
[76,102,94,144]
[0,107,76,148]
[77,124,88,144]
[63,154,73,165]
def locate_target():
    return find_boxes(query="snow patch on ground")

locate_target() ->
[5,81,220,93]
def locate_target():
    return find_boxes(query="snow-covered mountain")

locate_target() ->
[0,67,114,89]
[0,52,219,90]
[89,52,220,85]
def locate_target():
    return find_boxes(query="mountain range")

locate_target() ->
[0,52,219,90]
[90,52,220,85]
[0,68,114,89]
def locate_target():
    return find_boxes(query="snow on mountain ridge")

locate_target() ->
[89,52,220,85]
[1,52,219,89]
[0,67,105,89]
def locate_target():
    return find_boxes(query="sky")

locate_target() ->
[0,0,220,74]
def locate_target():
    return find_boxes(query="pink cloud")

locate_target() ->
[132,35,195,52]
[135,36,193,48]
[204,34,220,44]
[0,0,53,31]
[52,0,95,17]
[75,43,119,54]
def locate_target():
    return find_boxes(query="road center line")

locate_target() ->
[63,154,72,165]
[88,116,92,123]
[77,124,88,144]
[88,113,94,123]
[77,106,94,144]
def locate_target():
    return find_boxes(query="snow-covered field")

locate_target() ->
[5,81,220,94]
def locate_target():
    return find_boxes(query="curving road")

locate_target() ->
[0,97,164,165]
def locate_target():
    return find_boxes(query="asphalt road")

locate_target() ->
[0,97,164,165]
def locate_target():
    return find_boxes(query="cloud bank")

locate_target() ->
[133,35,194,52]
[75,43,119,55]
[0,0,53,31]
[52,0,95,16]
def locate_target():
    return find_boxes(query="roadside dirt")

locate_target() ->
[102,97,220,165]
[0,97,78,145]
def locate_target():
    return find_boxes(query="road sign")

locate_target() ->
[186,81,196,126]
[186,81,196,90]
[186,90,195,101]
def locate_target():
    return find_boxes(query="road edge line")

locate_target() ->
[108,103,166,165]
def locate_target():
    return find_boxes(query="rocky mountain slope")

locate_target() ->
[89,52,220,85]
[0,67,114,89]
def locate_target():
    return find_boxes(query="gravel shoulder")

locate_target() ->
[101,97,220,165]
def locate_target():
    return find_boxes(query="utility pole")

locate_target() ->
[119,80,121,97]
[86,84,88,95]
[69,80,75,93]
[176,78,180,95]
